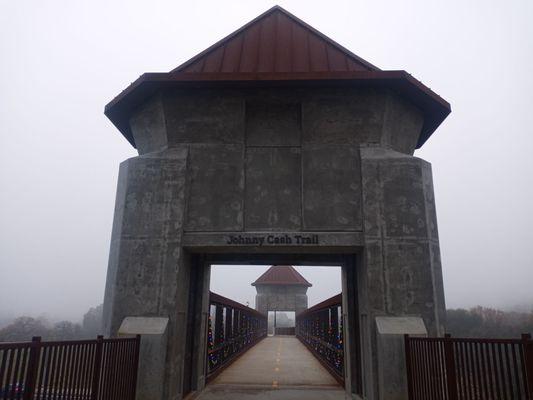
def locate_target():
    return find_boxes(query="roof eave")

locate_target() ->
[104,70,451,150]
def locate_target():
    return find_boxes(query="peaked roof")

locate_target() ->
[172,6,378,74]
[252,265,312,287]
[104,6,451,150]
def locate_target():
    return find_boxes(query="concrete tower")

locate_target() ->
[252,265,312,315]
[102,5,450,400]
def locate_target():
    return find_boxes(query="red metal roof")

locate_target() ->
[104,6,451,149]
[252,265,312,287]
[172,6,378,74]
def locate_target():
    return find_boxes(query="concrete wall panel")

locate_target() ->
[361,151,383,238]
[111,238,165,317]
[130,94,168,154]
[303,145,362,230]
[364,240,386,313]
[381,93,424,155]
[430,242,446,336]
[384,241,434,318]
[245,99,301,146]
[422,160,440,241]
[382,162,427,239]
[302,88,385,145]
[120,154,187,238]
[245,147,301,230]
[185,145,244,231]
[163,90,245,144]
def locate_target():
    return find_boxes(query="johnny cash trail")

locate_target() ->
[225,234,319,246]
